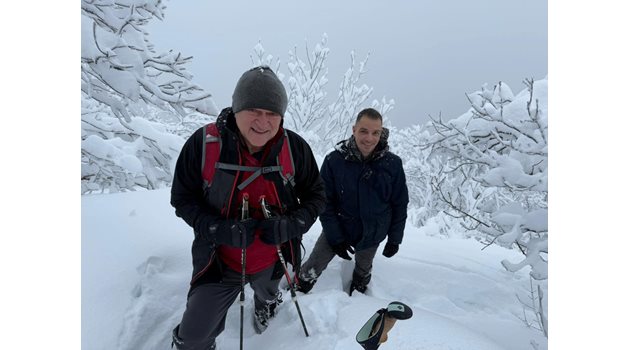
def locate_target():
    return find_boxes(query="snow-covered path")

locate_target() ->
[82,188,546,349]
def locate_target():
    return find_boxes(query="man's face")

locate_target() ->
[235,108,282,153]
[352,116,383,158]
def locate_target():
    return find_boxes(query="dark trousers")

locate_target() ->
[175,264,281,350]
[299,232,378,283]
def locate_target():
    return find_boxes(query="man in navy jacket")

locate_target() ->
[297,108,409,295]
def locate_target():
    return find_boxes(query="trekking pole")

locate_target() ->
[259,196,310,337]
[240,193,249,350]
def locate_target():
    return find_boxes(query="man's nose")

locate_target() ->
[254,113,272,121]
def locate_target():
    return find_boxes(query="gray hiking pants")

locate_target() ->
[174,264,281,350]
[299,232,378,284]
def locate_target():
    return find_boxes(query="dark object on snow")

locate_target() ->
[356,301,413,350]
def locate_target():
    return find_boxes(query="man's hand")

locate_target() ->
[332,242,355,260]
[204,218,258,248]
[382,242,399,258]
[259,214,306,245]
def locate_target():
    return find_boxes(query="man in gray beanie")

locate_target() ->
[170,66,325,349]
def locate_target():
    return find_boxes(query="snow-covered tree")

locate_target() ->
[371,96,395,124]
[81,0,216,119]
[81,98,195,194]
[321,51,374,149]
[250,41,282,76]
[251,38,391,153]
[81,0,217,194]
[284,35,330,136]
[421,78,548,335]
[425,78,548,279]
[387,125,435,220]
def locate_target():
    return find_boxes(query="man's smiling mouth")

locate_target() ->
[251,128,269,134]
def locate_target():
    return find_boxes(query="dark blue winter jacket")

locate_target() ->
[320,135,409,251]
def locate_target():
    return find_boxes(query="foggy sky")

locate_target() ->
[148,0,547,128]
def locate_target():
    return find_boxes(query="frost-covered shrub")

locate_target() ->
[424,78,548,281]
[81,0,216,193]
[252,37,391,154]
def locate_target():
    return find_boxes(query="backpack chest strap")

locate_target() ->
[215,162,284,191]
[201,122,295,196]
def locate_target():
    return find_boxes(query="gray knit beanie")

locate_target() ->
[232,66,288,117]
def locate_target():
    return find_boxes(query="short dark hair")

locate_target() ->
[355,108,383,124]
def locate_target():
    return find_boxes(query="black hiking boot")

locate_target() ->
[171,325,184,349]
[349,274,371,296]
[253,291,283,334]
[295,276,316,294]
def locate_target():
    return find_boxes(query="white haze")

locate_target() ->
[147,0,547,128]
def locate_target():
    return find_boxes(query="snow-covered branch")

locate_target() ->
[516,276,548,338]
[81,0,218,120]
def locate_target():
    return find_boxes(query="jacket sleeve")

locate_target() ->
[286,131,326,233]
[386,155,409,244]
[170,127,221,236]
[319,153,347,246]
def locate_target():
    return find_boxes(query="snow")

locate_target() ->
[81,15,100,60]
[82,189,546,349]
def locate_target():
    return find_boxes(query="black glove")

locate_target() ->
[331,242,355,260]
[382,242,399,258]
[259,213,307,245]
[205,218,258,248]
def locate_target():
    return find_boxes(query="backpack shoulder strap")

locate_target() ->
[201,123,221,189]
[234,130,297,192]
[203,126,297,191]
[277,129,296,187]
